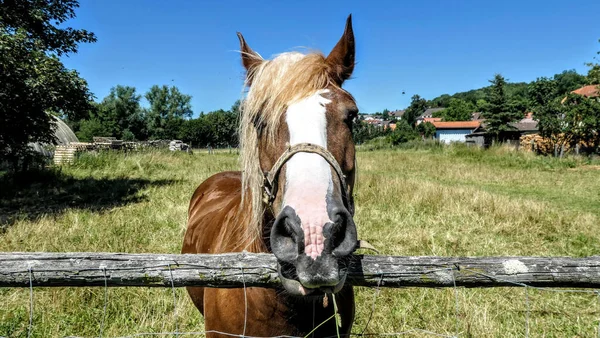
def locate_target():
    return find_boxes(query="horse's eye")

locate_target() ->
[345,108,359,122]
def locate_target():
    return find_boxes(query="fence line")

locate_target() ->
[10,262,600,338]
[2,252,600,338]
[2,252,600,289]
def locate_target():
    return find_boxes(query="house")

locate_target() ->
[432,121,481,144]
[416,108,445,125]
[388,110,405,120]
[379,120,396,130]
[510,112,538,134]
[423,117,442,123]
[561,85,600,103]
[465,112,539,147]
[571,85,599,98]
[365,118,383,125]
[471,112,484,121]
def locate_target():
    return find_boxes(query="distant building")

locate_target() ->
[465,112,539,147]
[571,85,600,98]
[29,115,79,158]
[388,110,405,120]
[432,121,481,144]
[471,112,484,121]
[416,108,445,125]
[510,112,538,134]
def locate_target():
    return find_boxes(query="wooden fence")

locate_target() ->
[2,252,600,289]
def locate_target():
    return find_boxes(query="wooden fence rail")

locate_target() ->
[1,252,600,289]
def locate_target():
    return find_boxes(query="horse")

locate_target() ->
[182,15,360,337]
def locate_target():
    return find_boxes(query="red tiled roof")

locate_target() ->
[572,85,600,98]
[432,121,481,129]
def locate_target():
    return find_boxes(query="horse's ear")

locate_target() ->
[326,14,355,84]
[237,32,263,85]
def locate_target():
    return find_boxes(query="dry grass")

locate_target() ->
[1,146,599,337]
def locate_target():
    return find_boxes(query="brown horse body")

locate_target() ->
[182,15,360,337]
[182,171,354,336]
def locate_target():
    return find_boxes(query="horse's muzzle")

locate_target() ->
[270,204,357,296]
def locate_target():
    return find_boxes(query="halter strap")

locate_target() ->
[262,143,353,215]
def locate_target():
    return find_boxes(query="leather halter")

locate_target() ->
[262,143,354,215]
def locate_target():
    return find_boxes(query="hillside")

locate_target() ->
[428,69,588,109]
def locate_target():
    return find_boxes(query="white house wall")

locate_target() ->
[435,129,474,144]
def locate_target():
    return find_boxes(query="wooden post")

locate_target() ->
[1,252,600,289]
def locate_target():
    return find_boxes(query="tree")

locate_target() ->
[527,72,588,112]
[388,120,419,145]
[178,101,240,147]
[482,74,522,141]
[145,85,193,140]
[528,77,558,109]
[531,75,600,156]
[0,0,96,171]
[203,109,238,147]
[476,99,489,112]
[416,121,436,139]
[179,115,210,147]
[561,94,600,153]
[433,98,474,121]
[445,88,486,107]
[530,77,563,155]
[553,70,588,94]
[586,39,600,85]
[430,80,556,110]
[76,118,112,142]
[403,95,428,127]
[94,85,145,140]
[230,99,241,116]
[352,120,386,144]
[429,94,451,108]
[537,94,600,156]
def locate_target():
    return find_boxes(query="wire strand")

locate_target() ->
[360,274,383,336]
[168,264,179,337]
[27,267,33,338]
[99,267,108,338]
[451,266,460,338]
[525,286,530,338]
[241,265,248,338]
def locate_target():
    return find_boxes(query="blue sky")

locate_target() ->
[61,0,600,116]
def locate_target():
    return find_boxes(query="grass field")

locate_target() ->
[1,145,599,337]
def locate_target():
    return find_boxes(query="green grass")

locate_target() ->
[1,146,599,337]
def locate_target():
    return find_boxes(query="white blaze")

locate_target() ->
[284,89,333,260]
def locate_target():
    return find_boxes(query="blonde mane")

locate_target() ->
[238,51,340,245]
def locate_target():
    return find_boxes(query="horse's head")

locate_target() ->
[238,15,358,297]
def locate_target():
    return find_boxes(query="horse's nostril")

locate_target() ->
[271,206,303,263]
[327,207,357,258]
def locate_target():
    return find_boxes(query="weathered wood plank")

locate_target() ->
[1,252,600,288]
